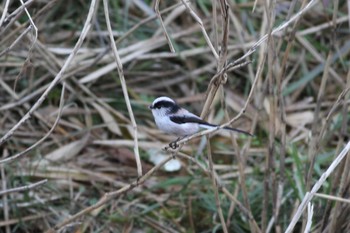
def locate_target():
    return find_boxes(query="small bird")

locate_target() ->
[149,96,252,141]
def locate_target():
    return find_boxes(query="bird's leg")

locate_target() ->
[169,137,180,149]
[169,137,183,149]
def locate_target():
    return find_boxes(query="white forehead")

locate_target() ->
[152,96,175,105]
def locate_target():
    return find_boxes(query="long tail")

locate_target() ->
[199,123,253,137]
[223,126,253,136]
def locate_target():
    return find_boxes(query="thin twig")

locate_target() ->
[262,0,277,230]
[314,193,350,204]
[0,83,66,164]
[212,0,219,51]
[0,0,10,27]
[0,25,32,58]
[0,157,10,233]
[154,0,175,52]
[285,141,350,233]
[200,0,229,119]
[116,2,184,44]
[176,152,255,221]
[206,140,228,233]
[0,0,97,146]
[273,0,304,228]
[304,203,314,233]
[303,3,335,225]
[200,0,318,121]
[45,155,173,233]
[233,0,319,66]
[178,151,261,232]
[0,179,48,196]
[328,41,349,232]
[180,0,219,59]
[103,0,142,177]
[0,0,35,36]
[19,0,37,48]
[0,213,52,227]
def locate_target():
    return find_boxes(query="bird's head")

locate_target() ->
[149,96,180,117]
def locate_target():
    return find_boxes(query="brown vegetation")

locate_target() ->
[0,0,350,232]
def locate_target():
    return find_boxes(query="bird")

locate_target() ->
[149,96,252,143]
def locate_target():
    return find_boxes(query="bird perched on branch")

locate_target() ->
[149,96,252,148]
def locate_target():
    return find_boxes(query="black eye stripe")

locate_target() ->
[153,100,175,109]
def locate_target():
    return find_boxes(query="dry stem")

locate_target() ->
[103,0,142,177]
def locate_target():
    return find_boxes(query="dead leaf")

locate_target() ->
[91,102,122,136]
[45,134,89,162]
[286,111,314,127]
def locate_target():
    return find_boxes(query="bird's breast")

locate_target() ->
[156,117,199,136]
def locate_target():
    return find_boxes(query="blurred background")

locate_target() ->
[0,0,349,232]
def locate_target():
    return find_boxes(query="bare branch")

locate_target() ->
[0,83,66,164]
[154,0,175,52]
[180,0,219,59]
[45,155,173,233]
[0,179,48,196]
[285,141,350,233]
[0,0,98,146]
[103,0,142,177]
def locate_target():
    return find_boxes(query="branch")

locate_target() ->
[0,179,47,196]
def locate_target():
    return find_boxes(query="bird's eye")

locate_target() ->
[153,103,162,109]
[152,100,174,109]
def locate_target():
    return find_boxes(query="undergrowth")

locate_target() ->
[0,0,349,232]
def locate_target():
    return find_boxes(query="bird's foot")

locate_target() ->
[169,136,185,149]
[169,139,179,149]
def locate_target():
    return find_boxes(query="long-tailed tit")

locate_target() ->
[149,97,252,146]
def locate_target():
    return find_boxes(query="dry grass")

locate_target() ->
[0,0,350,232]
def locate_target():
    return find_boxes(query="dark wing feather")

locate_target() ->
[170,115,214,125]
[223,126,253,136]
[170,115,253,136]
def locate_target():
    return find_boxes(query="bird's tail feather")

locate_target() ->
[199,123,253,136]
[223,126,253,136]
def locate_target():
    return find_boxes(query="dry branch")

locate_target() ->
[0,0,347,231]
[45,155,174,233]
[0,0,98,146]
[285,141,350,233]
[103,0,142,177]
[0,179,47,196]
[154,0,175,52]
[0,83,65,164]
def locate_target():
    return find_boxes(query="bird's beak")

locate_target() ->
[148,105,153,110]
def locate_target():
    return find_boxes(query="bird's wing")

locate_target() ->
[170,115,253,136]
[170,115,215,126]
